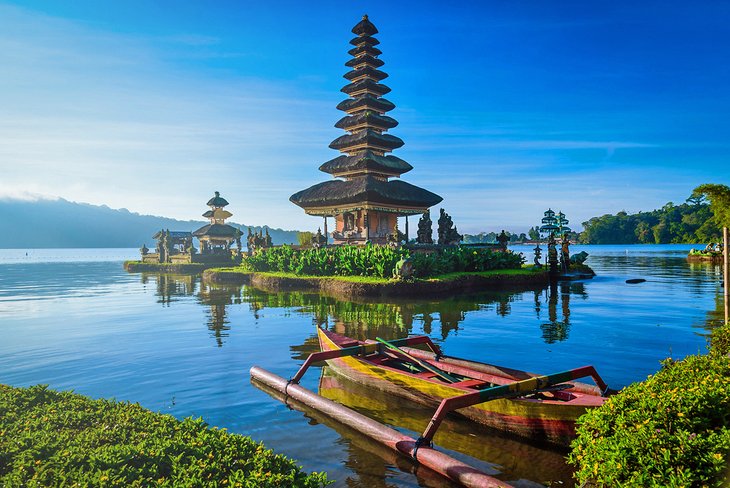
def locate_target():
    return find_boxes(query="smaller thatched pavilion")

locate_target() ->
[193,191,241,254]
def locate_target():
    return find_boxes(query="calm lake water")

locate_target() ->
[0,245,725,487]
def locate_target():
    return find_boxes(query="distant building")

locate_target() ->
[290,15,442,245]
[141,191,240,264]
[193,191,241,255]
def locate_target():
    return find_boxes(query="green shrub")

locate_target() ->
[0,384,329,488]
[409,248,524,278]
[710,324,730,357]
[568,354,730,487]
[242,245,524,279]
[242,244,408,278]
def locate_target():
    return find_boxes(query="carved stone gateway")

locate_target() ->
[416,210,434,244]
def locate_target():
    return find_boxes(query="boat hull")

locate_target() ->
[318,328,604,446]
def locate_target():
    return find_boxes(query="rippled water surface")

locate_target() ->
[0,245,725,487]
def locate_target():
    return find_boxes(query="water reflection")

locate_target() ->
[240,287,524,342]
[536,282,588,344]
[140,273,246,347]
[136,249,726,355]
[138,272,610,350]
[198,281,243,347]
[142,273,198,306]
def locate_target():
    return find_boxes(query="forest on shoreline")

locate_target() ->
[578,199,716,244]
[579,184,729,244]
[463,185,729,245]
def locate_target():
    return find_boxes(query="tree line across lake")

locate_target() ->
[579,184,730,244]
[461,184,730,245]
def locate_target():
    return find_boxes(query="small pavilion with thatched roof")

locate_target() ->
[193,191,241,255]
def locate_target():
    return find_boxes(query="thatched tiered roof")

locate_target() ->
[194,192,239,241]
[290,15,442,215]
[290,176,441,215]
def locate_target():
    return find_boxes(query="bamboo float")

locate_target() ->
[249,366,512,488]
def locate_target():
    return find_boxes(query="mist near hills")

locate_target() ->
[0,198,299,248]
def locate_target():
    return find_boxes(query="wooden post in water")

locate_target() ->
[722,227,730,325]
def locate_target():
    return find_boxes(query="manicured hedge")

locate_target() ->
[407,247,524,277]
[0,385,329,487]
[243,244,407,278]
[243,244,524,279]
[568,338,730,487]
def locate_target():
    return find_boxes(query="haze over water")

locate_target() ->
[0,244,724,486]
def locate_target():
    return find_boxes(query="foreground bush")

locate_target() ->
[568,351,730,487]
[0,384,329,487]
[243,244,524,279]
[243,244,407,278]
[408,247,524,278]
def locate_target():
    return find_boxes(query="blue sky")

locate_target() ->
[1,1,729,233]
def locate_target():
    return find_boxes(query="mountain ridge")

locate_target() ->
[0,198,300,248]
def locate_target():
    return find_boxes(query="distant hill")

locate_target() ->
[0,198,300,248]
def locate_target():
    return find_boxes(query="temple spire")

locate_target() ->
[290,17,442,245]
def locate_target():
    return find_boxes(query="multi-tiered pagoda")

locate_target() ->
[193,191,240,254]
[290,15,442,245]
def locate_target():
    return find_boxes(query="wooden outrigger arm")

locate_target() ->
[289,335,443,385]
[417,365,609,447]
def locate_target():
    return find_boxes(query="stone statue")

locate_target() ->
[155,229,164,260]
[235,229,242,252]
[392,256,414,280]
[247,228,255,253]
[533,244,542,268]
[265,229,273,248]
[416,211,434,244]
[570,251,589,265]
[164,230,173,262]
[388,222,406,247]
[437,208,462,246]
[312,228,327,248]
[496,230,509,251]
[140,244,149,256]
[547,234,558,275]
[561,236,570,271]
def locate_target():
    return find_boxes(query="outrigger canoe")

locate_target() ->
[309,327,610,447]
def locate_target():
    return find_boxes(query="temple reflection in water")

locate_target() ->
[536,281,588,344]
[139,272,600,349]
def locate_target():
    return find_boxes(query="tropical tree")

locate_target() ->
[692,184,730,229]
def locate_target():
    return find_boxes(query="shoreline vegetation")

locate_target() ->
[203,267,550,299]
[204,244,555,298]
[0,384,329,487]
[127,244,562,298]
[569,324,730,487]
[687,248,725,263]
[580,184,730,245]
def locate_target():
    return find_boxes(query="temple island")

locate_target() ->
[201,16,559,298]
[125,192,243,272]
[290,15,442,245]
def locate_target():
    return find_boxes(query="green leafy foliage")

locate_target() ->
[568,353,730,487]
[580,199,721,244]
[242,244,408,278]
[408,248,524,278]
[241,245,524,279]
[693,184,730,229]
[710,324,730,357]
[297,231,314,247]
[0,384,329,488]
